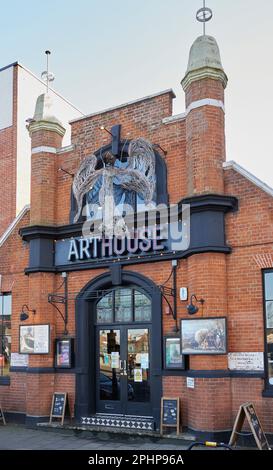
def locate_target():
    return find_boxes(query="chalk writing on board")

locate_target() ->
[52,394,65,416]
[162,399,178,425]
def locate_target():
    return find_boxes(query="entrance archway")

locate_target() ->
[75,270,162,429]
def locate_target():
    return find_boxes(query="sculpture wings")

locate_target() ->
[72,154,103,223]
[72,138,156,223]
[120,138,156,204]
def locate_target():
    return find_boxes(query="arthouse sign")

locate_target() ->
[20,195,236,272]
[54,223,188,267]
[67,234,165,261]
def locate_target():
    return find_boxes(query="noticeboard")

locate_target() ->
[160,397,180,436]
[19,324,50,354]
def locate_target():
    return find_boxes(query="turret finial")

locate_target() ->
[41,50,55,94]
[196,0,213,36]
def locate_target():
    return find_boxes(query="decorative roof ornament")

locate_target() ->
[181,2,227,91]
[72,138,156,235]
[41,50,55,93]
[196,0,213,36]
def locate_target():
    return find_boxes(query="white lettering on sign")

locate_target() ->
[228,352,264,371]
[67,232,166,262]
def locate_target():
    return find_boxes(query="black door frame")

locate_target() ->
[75,270,162,428]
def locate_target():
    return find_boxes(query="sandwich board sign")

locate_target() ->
[160,397,180,436]
[229,402,271,450]
[0,405,6,425]
[49,392,70,426]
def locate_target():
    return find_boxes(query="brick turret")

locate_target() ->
[181,35,231,430]
[25,94,66,421]
[182,35,228,196]
[28,93,66,225]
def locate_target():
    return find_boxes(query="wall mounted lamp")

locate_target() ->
[58,168,74,178]
[153,143,167,156]
[20,304,36,322]
[100,126,114,137]
[187,295,205,315]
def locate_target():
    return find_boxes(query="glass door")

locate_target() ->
[97,328,123,414]
[125,327,152,416]
[95,288,153,416]
[96,326,152,416]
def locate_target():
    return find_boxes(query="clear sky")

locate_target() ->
[1,0,273,187]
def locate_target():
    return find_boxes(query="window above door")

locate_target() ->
[96,288,151,324]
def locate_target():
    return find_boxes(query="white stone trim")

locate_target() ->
[57,144,75,154]
[162,98,225,125]
[32,146,57,155]
[69,89,176,124]
[223,160,273,198]
[28,120,66,137]
[187,98,225,114]
[162,112,186,125]
[0,205,30,248]
[181,66,228,91]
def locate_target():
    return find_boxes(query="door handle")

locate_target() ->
[105,405,114,410]
[120,360,127,376]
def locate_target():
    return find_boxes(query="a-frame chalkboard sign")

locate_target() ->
[160,397,180,436]
[49,392,70,426]
[229,402,271,450]
[0,405,6,425]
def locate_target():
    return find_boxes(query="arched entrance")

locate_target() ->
[75,270,162,429]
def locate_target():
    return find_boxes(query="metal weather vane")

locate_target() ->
[196,0,213,36]
[41,50,55,93]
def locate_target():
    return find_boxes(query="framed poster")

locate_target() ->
[181,317,227,355]
[19,324,50,354]
[55,338,74,368]
[164,337,185,370]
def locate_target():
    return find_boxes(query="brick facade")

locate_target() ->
[0,34,273,437]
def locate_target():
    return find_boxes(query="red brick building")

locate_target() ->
[0,32,273,439]
[0,62,83,237]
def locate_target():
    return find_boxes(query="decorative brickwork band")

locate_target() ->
[253,253,273,269]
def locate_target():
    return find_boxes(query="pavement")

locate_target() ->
[0,424,189,450]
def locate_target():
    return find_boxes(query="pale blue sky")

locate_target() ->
[1,0,273,187]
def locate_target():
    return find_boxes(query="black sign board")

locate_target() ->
[229,402,271,450]
[49,393,69,425]
[160,397,180,436]
[0,405,6,425]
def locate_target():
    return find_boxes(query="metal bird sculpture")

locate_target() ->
[72,138,156,232]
